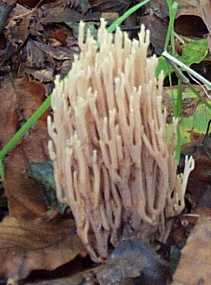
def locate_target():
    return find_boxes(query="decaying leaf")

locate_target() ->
[0,78,49,218]
[140,0,168,54]
[88,0,130,12]
[5,4,32,49]
[181,133,211,205]
[0,0,15,34]
[4,151,48,219]
[33,40,73,61]
[176,0,208,37]
[173,210,211,285]
[23,239,170,285]
[0,216,86,281]
[199,0,211,52]
[0,79,18,146]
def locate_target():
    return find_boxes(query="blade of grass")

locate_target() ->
[0,96,51,179]
[163,1,183,164]
[175,80,182,163]
[164,1,178,51]
[107,0,151,33]
[0,0,151,180]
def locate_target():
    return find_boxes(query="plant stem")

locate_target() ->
[164,1,178,51]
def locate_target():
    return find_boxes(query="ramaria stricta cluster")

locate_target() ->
[48,19,194,262]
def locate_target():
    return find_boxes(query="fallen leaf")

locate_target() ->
[175,0,208,37]
[140,0,168,54]
[0,0,15,34]
[173,210,211,285]
[4,149,48,219]
[25,39,46,69]
[88,0,130,12]
[17,0,43,8]
[40,6,83,24]
[25,67,54,82]
[181,133,211,205]
[33,40,73,61]
[0,216,86,281]
[49,27,69,45]
[200,0,211,52]
[24,240,170,285]
[0,78,50,219]
[5,4,32,48]
[0,79,18,147]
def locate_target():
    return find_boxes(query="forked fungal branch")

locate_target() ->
[48,19,194,262]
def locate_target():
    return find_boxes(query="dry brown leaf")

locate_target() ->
[0,80,18,146]
[17,0,42,8]
[4,148,48,218]
[33,40,73,61]
[182,136,211,207]
[176,0,200,16]
[173,210,211,285]
[88,0,130,12]
[175,0,208,37]
[0,78,86,282]
[200,0,211,52]
[0,78,49,218]
[5,4,32,49]
[0,216,86,281]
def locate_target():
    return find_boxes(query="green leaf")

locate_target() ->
[192,103,211,133]
[155,56,173,77]
[179,103,211,146]
[180,116,194,145]
[181,39,208,66]
[166,87,211,148]
[156,39,208,77]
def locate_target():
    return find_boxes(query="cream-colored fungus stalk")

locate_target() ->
[48,19,194,262]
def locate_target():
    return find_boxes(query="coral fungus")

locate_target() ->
[48,19,194,261]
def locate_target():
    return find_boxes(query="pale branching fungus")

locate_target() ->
[48,19,194,261]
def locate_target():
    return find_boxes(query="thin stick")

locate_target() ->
[162,50,211,90]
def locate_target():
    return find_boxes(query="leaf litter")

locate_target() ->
[0,0,211,284]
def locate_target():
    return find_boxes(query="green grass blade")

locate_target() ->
[107,0,151,33]
[0,96,50,179]
[164,1,178,51]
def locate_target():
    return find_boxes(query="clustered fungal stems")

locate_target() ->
[48,19,194,261]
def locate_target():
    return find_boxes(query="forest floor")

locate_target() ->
[0,0,211,284]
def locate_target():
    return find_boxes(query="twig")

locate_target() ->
[162,50,211,90]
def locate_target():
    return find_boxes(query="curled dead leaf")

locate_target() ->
[0,216,86,281]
